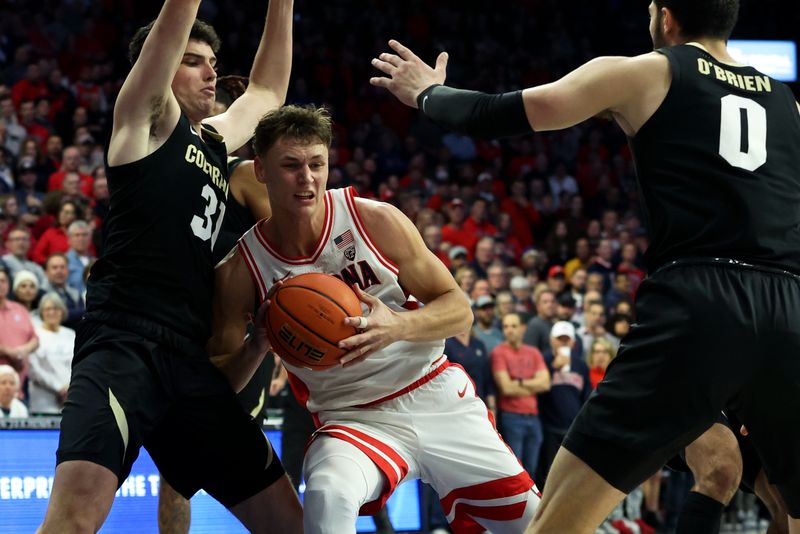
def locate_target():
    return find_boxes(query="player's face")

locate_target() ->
[260,137,329,218]
[172,40,217,122]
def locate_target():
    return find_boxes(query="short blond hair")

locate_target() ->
[586,337,618,368]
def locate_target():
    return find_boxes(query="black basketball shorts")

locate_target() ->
[57,314,285,508]
[563,259,800,516]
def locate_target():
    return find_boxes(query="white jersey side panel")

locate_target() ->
[238,187,445,412]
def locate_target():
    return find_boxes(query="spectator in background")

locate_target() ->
[463,198,497,242]
[501,179,540,251]
[3,228,47,287]
[440,198,474,253]
[495,291,515,321]
[31,200,78,265]
[604,271,632,311]
[46,146,93,196]
[578,301,620,352]
[545,265,567,295]
[608,313,632,341]
[537,321,591,485]
[586,338,618,389]
[523,288,557,353]
[13,158,46,223]
[548,161,579,210]
[0,365,29,418]
[453,265,477,296]
[555,293,579,328]
[0,269,39,396]
[28,292,74,414]
[42,253,83,329]
[564,237,592,280]
[588,238,615,293]
[445,328,496,414]
[12,270,41,321]
[18,100,50,146]
[470,236,496,279]
[487,263,508,294]
[509,275,534,319]
[585,271,605,296]
[0,95,27,156]
[492,312,551,478]
[472,295,504,354]
[469,278,492,304]
[65,221,94,294]
[448,245,469,273]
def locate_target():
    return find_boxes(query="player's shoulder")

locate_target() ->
[352,195,405,225]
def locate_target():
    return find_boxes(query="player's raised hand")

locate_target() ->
[339,285,401,367]
[370,39,448,109]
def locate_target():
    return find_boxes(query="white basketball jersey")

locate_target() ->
[238,187,445,412]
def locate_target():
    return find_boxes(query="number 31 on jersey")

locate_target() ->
[190,184,227,249]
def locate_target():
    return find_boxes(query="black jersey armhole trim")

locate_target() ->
[631,47,682,140]
[104,114,189,173]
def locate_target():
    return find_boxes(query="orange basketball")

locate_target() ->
[266,273,362,370]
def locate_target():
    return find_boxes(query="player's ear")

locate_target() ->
[661,7,677,41]
[253,155,267,184]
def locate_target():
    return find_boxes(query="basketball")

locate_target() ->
[266,273,363,370]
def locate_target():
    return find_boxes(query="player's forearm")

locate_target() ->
[248,0,293,102]
[394,288,472,343]
[212,337,267,393]
[417,84,532,139]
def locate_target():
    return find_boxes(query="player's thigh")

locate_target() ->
[146,373,284,510]
[57,323,167,483]
[563,267,753,493]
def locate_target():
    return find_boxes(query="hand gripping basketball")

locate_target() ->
[339,286,401,367]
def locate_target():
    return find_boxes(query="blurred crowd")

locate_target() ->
[0,1,796,533]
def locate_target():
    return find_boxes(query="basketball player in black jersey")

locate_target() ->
[156,74,278,534]
[372,1,800,532]
[37,1,302,533]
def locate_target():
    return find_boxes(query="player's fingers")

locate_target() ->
[352,285,380,307]
[340,344,374,366]
[379,52,403,67]
[388,39,416,61]
[369,76,391,89]
[343,316,369,329]
[337,330,372,350]
[371,57,396,76]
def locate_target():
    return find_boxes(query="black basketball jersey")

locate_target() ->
[87,114,229,344]
[212,156,257,265]
[630,44,800,273]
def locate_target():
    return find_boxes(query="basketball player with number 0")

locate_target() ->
[371,1,800,532]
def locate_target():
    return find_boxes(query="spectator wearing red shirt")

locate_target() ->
[500,180,540,250]
[492,312,551,478]
[11,63,50,108]
[440,198,477,254]
[47,146,94,197]
[31,200,78,265]
[18,100,50,147]
[470,236,497,279]
[462,198,497,242]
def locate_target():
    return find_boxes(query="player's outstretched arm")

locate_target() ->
[371,39,670,137]
[338,198,473,366]
[208,248,271,392]
[109,0,202,165]
[205,0,294,153]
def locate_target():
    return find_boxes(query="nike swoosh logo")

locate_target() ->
[457,383,468,398]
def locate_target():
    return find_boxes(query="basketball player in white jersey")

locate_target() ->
[208,104,541,534]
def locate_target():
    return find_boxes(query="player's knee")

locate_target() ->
[696,460,742,504]
[304,466,363,516]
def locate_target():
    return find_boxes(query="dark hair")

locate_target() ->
[215,75,249,110]
[128,19,221,65]
[654,0,739,41]
[253,105,333,156]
